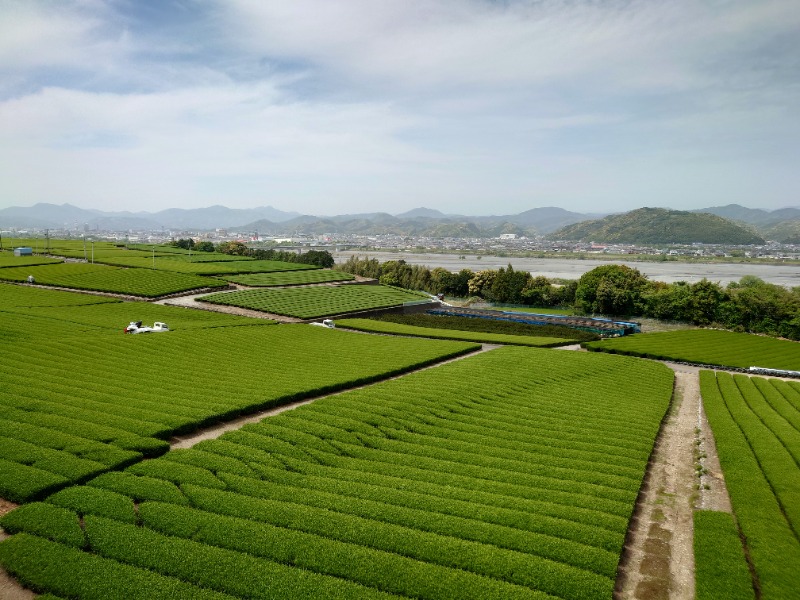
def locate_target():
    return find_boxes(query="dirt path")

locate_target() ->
[615,365,700,600]
[171,344,501,449]
[0,500,34,600]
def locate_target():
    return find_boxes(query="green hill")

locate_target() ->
[550,207,766,245]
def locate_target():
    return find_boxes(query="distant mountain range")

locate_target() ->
[0,202,798,243]
[0,203,590,236]
[0,203,302,231]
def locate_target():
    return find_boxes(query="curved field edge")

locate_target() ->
[1,348,674,599]
[0,313,478,503]
[197,285,432,319]
[584,329,800,371]
[699,370,800,598]
[336,318,578,347]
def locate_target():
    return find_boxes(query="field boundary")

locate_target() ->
[170,343,500,449]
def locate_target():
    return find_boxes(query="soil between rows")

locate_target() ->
[0,346,737,600]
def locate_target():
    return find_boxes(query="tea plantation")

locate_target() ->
[1,348,674,599]
[199,285,431,318]
[700,371,800,598]
[584,329,800,371]
[0,284,477,502]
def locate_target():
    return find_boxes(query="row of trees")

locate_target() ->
[338,256,577,306]
[214,241,335,268]
[171,238,215,252]
[338,257,800,340]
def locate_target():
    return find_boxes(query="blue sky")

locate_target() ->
[1,0,798,216]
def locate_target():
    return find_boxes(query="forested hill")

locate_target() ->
[550,207,766,245]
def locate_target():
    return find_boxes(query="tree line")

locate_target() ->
[338,257,800,340]
[171,239,335,268]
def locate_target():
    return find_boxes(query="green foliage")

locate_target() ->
[0,282,120,307]
[199,285,430,318]
[0,253,63,268]
[0,347,672,599]
[47,486,137,523]
[0,297,476,502]
[171,238,195,250]
[0,459,68,503]
[0,503,86,549]
[97,255,316,275]
[693,511,754,600]
[0,263,226,297]
[700,371,800,598]
[212,243,335,268]
[336,318,578,347]
[0,534,237,600]
[585,329,800,370]
[575,264,650,316]
[374,313,600,342]
[140,500,593,600]
[88,472,189,505]
[84,515,396,600]
[222,269,354,287]
[552,207,766,244]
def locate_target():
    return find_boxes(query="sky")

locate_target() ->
[0,0,798,216]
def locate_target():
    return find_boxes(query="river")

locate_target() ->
[332,251,799,287]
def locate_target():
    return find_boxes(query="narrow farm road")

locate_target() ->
[616,364,700,600]
[171,344,501,449]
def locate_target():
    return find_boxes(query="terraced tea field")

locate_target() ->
[97,256,318,275]
[0,263,226,297]
[336,317,579,347]
[199,284,431,318]
[699,371,800,598]
[0,253,63,268]
[584,329,800,371]
[0,348,674,599]
[0,288,477,502]
[223,269,355,287]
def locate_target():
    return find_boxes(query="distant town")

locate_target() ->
[2,224,798,263]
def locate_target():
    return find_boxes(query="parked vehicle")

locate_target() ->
[124,321,169,334]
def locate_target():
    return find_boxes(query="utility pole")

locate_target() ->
[83,235,87,261]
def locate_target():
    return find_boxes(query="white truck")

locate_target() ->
[124,321,170,334]
[309,319,335,329]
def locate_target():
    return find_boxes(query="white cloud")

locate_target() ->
[0,0,798,214]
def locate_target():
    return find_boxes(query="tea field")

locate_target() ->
[584,329,800,371]
[0,287,477,502]
[0,253,63,268]
[700,371,800,598]
[336,317,579,347]
[223,269,355,287]
[199,285,432,318]
[0,263,227,297]
[97,256,318,275]
[0,347,674,599]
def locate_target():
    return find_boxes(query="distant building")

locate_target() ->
[14,247,33,256]
[499,233,517,240]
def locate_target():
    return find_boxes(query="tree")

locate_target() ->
[488,264,531,304]
[194,241,215,252]
[297,250,334,268]
[172,238,195,250]
[521,276,556,307]
[378,260,412,287]
[216,241,248,255]
[575,264,650,316]
[468,270,496,298]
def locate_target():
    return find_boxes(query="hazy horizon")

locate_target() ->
[2,1,798,215]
